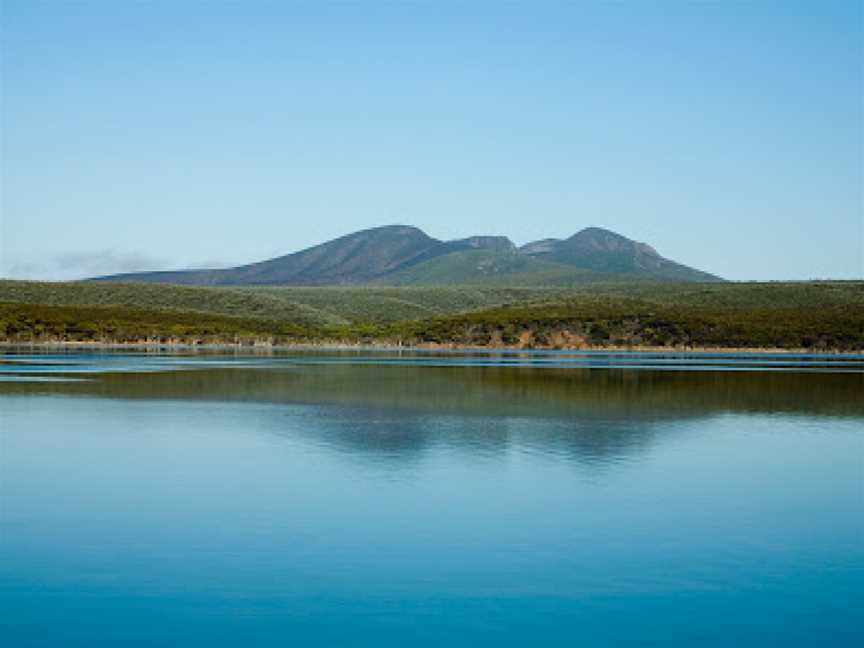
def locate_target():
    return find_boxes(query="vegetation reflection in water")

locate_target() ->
[1,351,863,422]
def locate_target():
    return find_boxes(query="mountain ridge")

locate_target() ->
[92,225,722,286]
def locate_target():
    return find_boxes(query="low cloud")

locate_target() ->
[4,250,169,281]
[2,248,247,280]
[57,250,168,276]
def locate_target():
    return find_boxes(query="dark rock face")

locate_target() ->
[451,236,517,253]
[519,238,562,255]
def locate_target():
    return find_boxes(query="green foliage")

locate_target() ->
[375,290,864,351]
[0,302,313,345]
[0,280,564,326]
[376,249,603,286]
[1,280,862,351]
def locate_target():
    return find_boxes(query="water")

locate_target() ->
[1,350,862,646]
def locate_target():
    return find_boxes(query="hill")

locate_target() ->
[381,281,864,351]
[521,227,719,281]
[92,225,720,286]
[92,225,450,286]
[1,280,861,351]
[0,280,564,327]
[378,249,602,286]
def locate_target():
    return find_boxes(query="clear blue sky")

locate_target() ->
[1,0,861,280]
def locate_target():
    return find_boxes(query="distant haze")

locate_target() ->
[1,1,861,281]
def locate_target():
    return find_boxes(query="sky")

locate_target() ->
[1,0,861,281]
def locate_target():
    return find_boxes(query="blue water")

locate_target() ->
[1,351,862,646]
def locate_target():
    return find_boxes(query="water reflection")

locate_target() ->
[266,405,674,472]
[2,352,862,647]
[1,354,861,419]
[4,351,859,471]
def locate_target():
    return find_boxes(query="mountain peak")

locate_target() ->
[451,236,516,252]
[567,227,659,257]
[364,224,428,236]
[521,226,716,281]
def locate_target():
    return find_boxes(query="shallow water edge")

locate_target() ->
[3,340,862,355]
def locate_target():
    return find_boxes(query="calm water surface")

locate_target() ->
[1,350,862,646]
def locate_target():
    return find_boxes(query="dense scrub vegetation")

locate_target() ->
[373,297,863,351]
[1,280,862,351]
[0,280,561,326]
[0,302,313,345]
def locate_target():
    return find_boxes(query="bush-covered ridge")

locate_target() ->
[1,280,862,351]
[378,299,863,351]
[0,302,312,345]
[0,280,565,326]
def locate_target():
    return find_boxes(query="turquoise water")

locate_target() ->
[1,350,862,646]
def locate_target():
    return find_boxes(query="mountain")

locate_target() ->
[520,227,720,282]
[94,225,448,286]
[93,225,721,286]
[379,249,598,287]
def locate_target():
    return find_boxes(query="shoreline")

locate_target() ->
[1,340,860,356]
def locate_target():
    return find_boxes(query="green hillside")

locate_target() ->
[377,249,604,286]
[0,280,565,326]
[378,286,864,351]
[543,280,864,309]
[0,281,331,325]
[1,280,862,351]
